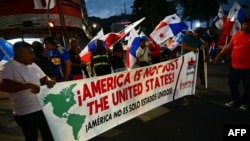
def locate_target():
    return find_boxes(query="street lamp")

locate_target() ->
[47,0,52,35]
[48,21,54,28]
[92,23,97,28]
[90,22,101,37]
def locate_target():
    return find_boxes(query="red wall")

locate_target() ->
[0,0,81,18]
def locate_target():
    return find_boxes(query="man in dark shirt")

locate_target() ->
[90,39,111,76]
[68,38,89,79]
[32,41,56,81]
[110,42,126,72]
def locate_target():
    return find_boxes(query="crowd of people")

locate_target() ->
[0,14,249,141]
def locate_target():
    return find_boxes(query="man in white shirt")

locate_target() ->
[136,39,151,67]
[0,41,56,141]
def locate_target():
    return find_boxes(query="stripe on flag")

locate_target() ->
[125,28,140,69]
[150,13,188,44]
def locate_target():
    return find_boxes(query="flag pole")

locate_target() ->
[203,47,208,88]
[109,17,146,48]
[199,38,208,89]
[0,45,12,61]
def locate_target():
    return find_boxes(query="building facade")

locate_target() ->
[0,0,91,47]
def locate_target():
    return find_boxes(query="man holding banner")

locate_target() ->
[181,27,209,90]
[0,41,56,141]
[136,38,151,67]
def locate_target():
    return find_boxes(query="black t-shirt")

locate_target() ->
[68,48,82,74]
[34,55,56,78]
[111,55,125,70]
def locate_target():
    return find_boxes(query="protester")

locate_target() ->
[208,28,218,63]
[68,38,89,79]
[172,46,182,59]
[136,38,151,67]
[161,38,175,61]
[32,41,56,81]
[148,38,161,64]
[43,36,72,81]
[90,39,112,76]
[0,41,55,141]
[213,14,250,111]
[218,36,231,64]
[182,27,209,87]
[110,42,126,73]
[208,39,217,63]
[181,27,209,103]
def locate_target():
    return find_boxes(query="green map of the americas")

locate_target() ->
[43,84,86,140]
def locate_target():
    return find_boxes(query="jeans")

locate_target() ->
[228,66,250,106]
[15,110,54,141]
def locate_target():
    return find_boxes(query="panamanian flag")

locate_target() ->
[150,13,188,45]
[223,1,247,35]
[80,29,104,62]
[79,18,145,62]
[125,28,140,69]
[0,38,14,61]
[166,32,185,51]
[218,1,247,47]
[214,6,226,30]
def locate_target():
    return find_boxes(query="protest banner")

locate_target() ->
[37,51,198,141]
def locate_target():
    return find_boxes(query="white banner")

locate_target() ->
[37,51,198,141]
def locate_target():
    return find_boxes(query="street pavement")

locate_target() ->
[1,62,250,141]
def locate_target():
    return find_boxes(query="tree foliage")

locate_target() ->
[176,0,228,27]
[89,0,250,37]
[88,14,131,35]
[131,0,177,35]
[130,0,229,30]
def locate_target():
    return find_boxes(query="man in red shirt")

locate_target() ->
[213,14,250,111]
[148,38,161,64]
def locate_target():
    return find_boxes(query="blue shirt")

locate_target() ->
[51,46,72,81]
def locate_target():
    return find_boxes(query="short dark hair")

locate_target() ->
[243,14,250,23]
[43,36,57,45]
[113,42,123,52]
[13,41,32,54]
[32,41,43,56]
[193,27,204,36]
